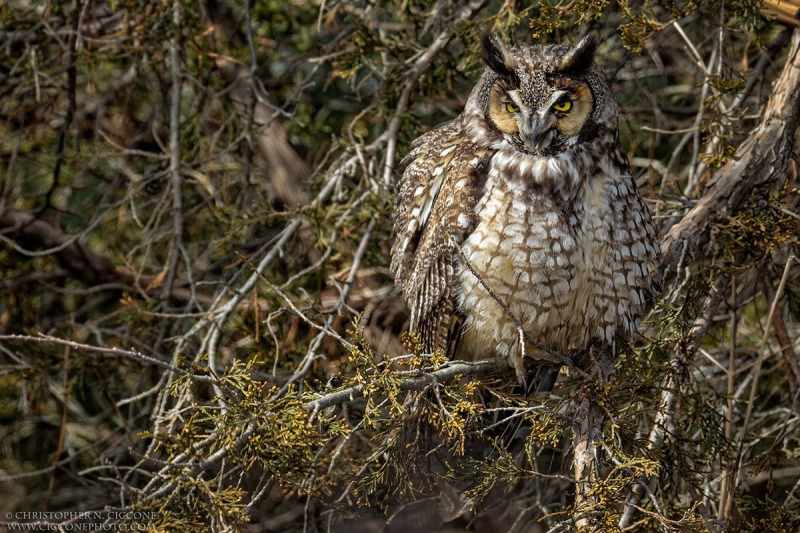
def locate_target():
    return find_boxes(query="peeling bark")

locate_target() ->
[571,349,615,530]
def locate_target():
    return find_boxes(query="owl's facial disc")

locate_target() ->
[487,80,594,156]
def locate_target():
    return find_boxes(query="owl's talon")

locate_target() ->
[511,356,527,388]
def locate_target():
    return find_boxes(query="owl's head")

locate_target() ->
[470,35,613,157]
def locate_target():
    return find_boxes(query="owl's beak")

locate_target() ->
[526,113,556,152]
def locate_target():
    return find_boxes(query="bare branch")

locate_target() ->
[0,333,208,379]
[303,357,509,414]
[162,0,186,308]
[659,29,800,287]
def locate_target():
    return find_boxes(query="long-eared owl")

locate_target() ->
[390,35,661,384]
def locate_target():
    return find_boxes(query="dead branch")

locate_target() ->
[659,28,800,286]
[0,208,122,286]
[0,208,212,306]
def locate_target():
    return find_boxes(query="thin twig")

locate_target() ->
[0,333,207,379]
[734,256,798,479]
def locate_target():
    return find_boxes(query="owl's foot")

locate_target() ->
[509,354,560,395]
[509,352,527,388]
[511,341,565,394]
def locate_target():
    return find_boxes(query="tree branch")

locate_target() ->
[0,208,121,285]
[658,28,800,287]
[0,208,211,306]
[618,275,730,528]
[141,356,510,500]
[303,357,509,414]
[162,0,186,308]
[619,26,800,532]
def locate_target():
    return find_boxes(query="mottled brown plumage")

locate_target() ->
[391,35,660,384]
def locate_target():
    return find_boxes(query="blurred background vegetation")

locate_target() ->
[1,0,800,531]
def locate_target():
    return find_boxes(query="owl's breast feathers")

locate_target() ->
[391,119,660,363]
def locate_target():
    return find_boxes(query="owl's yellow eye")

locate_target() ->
[505,102,519,113]
[553,99,572,112]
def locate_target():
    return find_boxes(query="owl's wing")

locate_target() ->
[605,147,663,335]
[391,118,490,354]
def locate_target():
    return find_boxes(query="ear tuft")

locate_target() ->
[481,34,519,84]
[556,34,598,74]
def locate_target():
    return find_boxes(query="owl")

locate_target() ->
[390,35,661,386]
